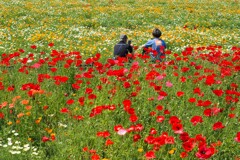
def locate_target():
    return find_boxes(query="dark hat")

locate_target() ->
[120,34,128,40]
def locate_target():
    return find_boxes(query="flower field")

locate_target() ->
[0,0,239,160]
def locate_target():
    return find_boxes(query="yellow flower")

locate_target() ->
[26,112,31,116]
[168,148,176,154]
[7,121,13,125]
[138,148,143,152]
[102,158,109,160]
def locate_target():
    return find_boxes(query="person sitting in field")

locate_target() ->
[113,34,133,60]
[142,28,167,62]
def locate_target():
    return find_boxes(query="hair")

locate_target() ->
[152,28,162,38]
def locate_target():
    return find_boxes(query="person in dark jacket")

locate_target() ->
[113,34,133,59]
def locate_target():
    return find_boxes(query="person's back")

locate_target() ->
[113,35,133,59]
[142,28,167,61]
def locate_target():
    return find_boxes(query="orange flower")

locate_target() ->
[17,113,24,118]
[9,103,14,108]
[12,96,21,102]
[16,119,20,124]
[26,105,32,110]
[2,101,8,107]
[35,117,42,124]
[21,99,29,105]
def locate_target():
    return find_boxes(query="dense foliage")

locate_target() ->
[0,0,239,160]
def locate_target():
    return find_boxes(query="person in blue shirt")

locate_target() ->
[142,28,167,62]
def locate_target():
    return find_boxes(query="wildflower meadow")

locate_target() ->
[0,0,239,160]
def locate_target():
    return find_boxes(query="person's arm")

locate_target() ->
[127,44,133,53]
[141,40,153,48]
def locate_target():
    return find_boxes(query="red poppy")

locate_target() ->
[129,114,138,123]
[203,108,212,117]
[123,99,132,107]
[164,109,170,114]
[190,116,203,126]
[165,136,175,144]
[88,94,97,100]
[123,81,131,88]
[144,135,155,144]
[42,136,50,142]
[177,91,184,97]
[180,76,187,83]
[169,116,181,125]
[234,132,240,142]
[156,116,165,123]
[149,111,156,116]
[228,113,235,118]
[78,97,85,106]
[30,45,37,49]
[156,105,164,111]
[85,88,93,94]
[145,150,156,159]
[60,108,69,113]
[91,154,100,160]
[188,97,196,103]
[0,112,4,119]
[212,89,224,96]
[96,131,110,138]
[72,83,80,90]
[149,128,157,135]
[195,145,215,159]
[114,124,123,132]
[205,75,215,86]
[179,132,190,142]
[134,123,144,132]
[213,122,225,130]
[181,67,190,72]
[172,123,184,134]
[7,85,15,92]
[50,67,57,72]
[73,115,84,120]
[48,42,54,47]
[133,134,141,142]
[66,99,74,105]
[105,139,114,146]
[180,152,188,158]
[182,139,195,152]
[195,134,206,145]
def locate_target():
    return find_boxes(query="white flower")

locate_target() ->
[14,133,19,136]
[3,144,8,147]
[32,147,37,151]
[9,150,21,154]
[12,130,16,133]
[117,128,128,136]
[23,144,30,148]
[23,147,30,151]
[15,146,23,150]
[27,59,33,63]
[15,141,21,144]
[8,142,13,146]
[7,138,12,141]
[32,152,39,155]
